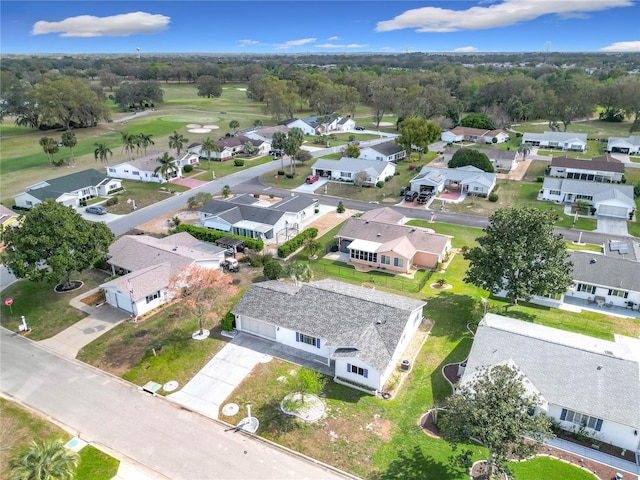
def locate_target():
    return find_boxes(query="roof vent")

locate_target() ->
[365,220,369,224]
[410,228,416,232]
[596,365,604,371]
[172,246,178,251]
[377,233,381,237]
[604,350,614,356]
[376,319,386,325]
[590,258,597,264]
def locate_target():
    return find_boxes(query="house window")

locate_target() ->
[575,194,593,201]
[350,249,377,263]
[347,363,368,378]
[549,190,561,196]
[132,171,140,176]
[26,200,33,207]
[380,255,390,265]
[607,289,628,298]
[576,283,596,294]
[124,170,129,173]
[394,257,404,268]
[340,172,352,178]
[108,168,116,173]
[560,409,603,431]
[145,291,160,303]
[473,186,480,191]
[296,332,320,348]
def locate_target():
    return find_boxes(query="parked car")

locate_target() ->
[221,257,240,273]
[269,149,283,156]
[85,205,107,215]
[355,126,365,131]
[306,174,320,184]
[417,192,431,204]
[404,190,419,202]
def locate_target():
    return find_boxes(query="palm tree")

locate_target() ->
[517,143,531,161]
[253,119,263,128]
[9,439,78,480]
[154,152,177,181]
[229,120,240,133]
[137,133,155,155]
[201,137,220,169]
[39,137,59,165]
[94,143,113,164]
[168,131,189,158]
[120,131,136,160]
[61,130,77,161]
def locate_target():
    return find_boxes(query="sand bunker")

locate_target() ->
[203,125,220,129]
[236,88,247,91]
[377,121,394,127]
[186,123,201,128]
[188,128,211,133]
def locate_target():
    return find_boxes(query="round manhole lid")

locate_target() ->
[222,403,239,416]
[163,380,179,392]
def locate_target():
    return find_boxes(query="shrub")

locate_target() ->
[536,176,544,183]
[221,185,231,198]
[105,197,119,206]
[174,224,264,251]
[183,164,193,173]
[336,201,345,213]
[314,208,320,214]
[263,261,283,280]
[233,159,245,167]
[285,173,294,179]
[376,181,384,188]
[516,132,522,138]
[277,228,318,258]
[277,170,285,176]
[220,311,234,331]
[408,164,418,171]
[488,193,499,202]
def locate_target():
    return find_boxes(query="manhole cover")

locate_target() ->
[222,403,239,416]
[163,380,179,392]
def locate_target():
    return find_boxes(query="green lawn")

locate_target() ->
[509,456,597,480]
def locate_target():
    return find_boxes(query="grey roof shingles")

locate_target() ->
[201,199,285,226]
[551,156,624,173]
[463,314,640,429]
[569,251,640,291]
[366,140,405,156]
[24,169,111,201]
[232,279,426,371]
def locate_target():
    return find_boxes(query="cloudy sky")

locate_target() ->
[1,0,639,54]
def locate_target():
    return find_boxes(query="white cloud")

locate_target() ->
[316,43,368,49]
[454,46,479,52]
[381,46,398,52]
[600,41,640,52]
[275,38,317,49]
[238,39,260,47]
[328,36,340,41]
[376,0,633,33]
[32,11,170,37]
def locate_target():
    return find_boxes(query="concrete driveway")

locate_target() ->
[168,334,272,419]
[596,215,629,236]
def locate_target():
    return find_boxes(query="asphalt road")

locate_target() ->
[0,328,352,480]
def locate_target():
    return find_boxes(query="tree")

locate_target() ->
[195,75,222,98]
[303,238,320,259]
[187,192,213,209]
[113,80,163,110]
[263,260,283,280]
[0,200,114,289]
[517,143,531,161]
[460,112,496,130]
[221,185,231,198]
[229,120,240,133]
[137,133,155,155]
[449,148,494,172]
[345,143,360,158]
[167,265,237,336]
[284,127,304,175]
[201,137,220,168]
[285,368,326,405]
[9,439,78,480]
[396,118,441,161]
[39,137,59,165]
[285,261,312,284]
[353,171,369,188]
[336,201,345,213]
[120,131,137,160]
[154,152,177,180]
[36,77,108,129]
[253,119,263,127]
[295,149,313,164]
[272,131,287,171]
[93,143,112,164]
[464,207,573,305]
[168,131,188,157]
[243,141,258,155]
[440,364,552,479]
[368,78,395,129]
[61,130,77,161]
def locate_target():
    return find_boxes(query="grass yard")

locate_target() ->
[0,399,119,480]
[0,269,108,341]
[509,456,598,480]
[106,180,190,214]
[190,155,274,181]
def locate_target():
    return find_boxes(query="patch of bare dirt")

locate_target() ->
[137,207,201,235]
[80,290,105,306]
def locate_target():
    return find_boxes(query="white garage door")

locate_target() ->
[598,205,628,218]
[241,317,276,340]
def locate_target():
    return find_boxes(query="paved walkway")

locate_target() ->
[39,288,129,358]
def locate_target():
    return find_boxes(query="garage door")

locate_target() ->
[241,317,276,340]
[598,205,628,218]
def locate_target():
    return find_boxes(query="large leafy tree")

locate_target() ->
[464,207,573,305]
[395,117,440,161]
[440,364,553,479]
[9,439,78,480]
[167,265,237,336]
[449,148,494,172]
[460,112,496,130]
[168,131,188,158]
[0,200,114,289]
[113,80,164,109]
[195,75,222,98]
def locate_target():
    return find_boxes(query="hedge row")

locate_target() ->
[174,224,264,251]
[277,228,318,259]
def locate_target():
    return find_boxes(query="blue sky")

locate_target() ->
[1,1,639,54]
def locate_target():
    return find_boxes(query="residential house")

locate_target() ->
[461,313,640,460]
[188,135,268,161]
[199,194,316,244]
[443,146,518,171]
[336,117,356,132]
[282,115,339,136]
[360,207,407,225]
[538,178,635,219]
[13,169,122,210]
[336,214,452,273]
[232,279,427,393]
[101,232,226,316]
[606,135,640,155]
[564,250,640,310]
[311,157,396,185]
[0,205,19,230]
[441,127,510,144]
[548,156,625,183]
[245,125,290,143]
[410,166,497,196]
[522,132,588,152]
[359,140,406,162]
[106,153,199,183]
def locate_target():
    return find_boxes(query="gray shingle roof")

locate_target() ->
[569,251,640,291]
[542,178,634,205]
[366,140,404,156]
[271,195,315,212]
[201,199,285,226]
[463,314,640,429]
[312,157,390,175]
[413,166,496,187]
[523,131,588,143]
[551,156,624,173]
[26,169,110,201]
[361,207,406,225]
[232,279,426,370]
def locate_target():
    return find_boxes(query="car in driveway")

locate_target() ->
[305,174,320,184]
[85,205,107,215]
[355,126,365,131]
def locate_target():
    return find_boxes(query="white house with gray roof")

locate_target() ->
[231,279,426,392]
[106,153,200,183]
[563,250,640,310]
[199,194,316,244]
[522,132,588,152]
[311,157,396,185]
[538,178,635,219]
[359,140,406,163]
[462,314,640,460]
[410,165,497,196]
[606,135,640,155]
